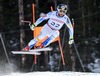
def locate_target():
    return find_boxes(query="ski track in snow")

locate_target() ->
[2,71,100,76]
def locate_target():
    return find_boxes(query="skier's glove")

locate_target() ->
[68,39,74,45]
[68,36,74,45]
[29,23,37,31]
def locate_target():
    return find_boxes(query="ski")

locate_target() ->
[11,47,52,55]
[11,51,41,55]
[29,47,52,52]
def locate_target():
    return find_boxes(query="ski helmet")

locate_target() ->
[57,4,68,14]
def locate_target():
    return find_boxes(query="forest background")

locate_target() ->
[0,0,100,73]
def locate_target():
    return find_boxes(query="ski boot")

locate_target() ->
[22,46,30,51]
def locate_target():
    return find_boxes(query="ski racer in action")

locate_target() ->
[23,4,74,51]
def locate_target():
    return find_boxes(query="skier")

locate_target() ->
[23,4,74,51]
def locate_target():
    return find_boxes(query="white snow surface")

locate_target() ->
[3,71,100,76]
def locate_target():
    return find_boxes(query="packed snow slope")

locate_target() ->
[4,71,100,76]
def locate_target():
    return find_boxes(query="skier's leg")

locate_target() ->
[22,37,39,51]
[41,35,54,47]
[41,31,59,47]
[23,32,46,51]
[28,37,40,48]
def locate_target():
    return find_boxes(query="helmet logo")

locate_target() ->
[61,6,65,10]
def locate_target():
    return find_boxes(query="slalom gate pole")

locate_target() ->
[58,38,65,66]
[30,3,38,71]
[72,18,85,72]
[0,33,13,72]
[58,28,67,71]
[33,3,37,71]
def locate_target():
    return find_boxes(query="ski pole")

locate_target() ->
[20,20,32,66]
[72,18,85,72]
[21,20,31,26]
[73,42,85,72]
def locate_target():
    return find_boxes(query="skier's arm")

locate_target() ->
[65,17,74,44]
[35,12,52,25]
[30,12,52,30]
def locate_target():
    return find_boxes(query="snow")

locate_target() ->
[87,58,100,72]
[3,71,100,76]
